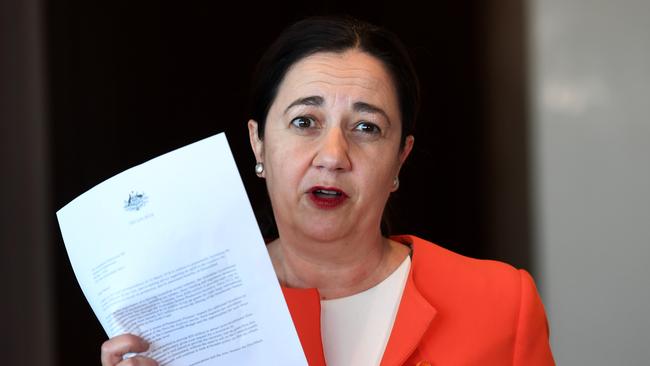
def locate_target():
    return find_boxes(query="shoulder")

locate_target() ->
[391,234,532,317]
[390,235,554,364]
[393,234,522,282]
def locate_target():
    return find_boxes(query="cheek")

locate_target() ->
[353,161,397,200]
[368,166,396,192]
[359,146,401,181]
[263,139,309,193]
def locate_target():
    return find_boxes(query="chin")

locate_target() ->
[295,220,352,243]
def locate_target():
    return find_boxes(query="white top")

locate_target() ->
[320,256,411,366]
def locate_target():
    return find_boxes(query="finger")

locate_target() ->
[101,334,150,366]
[116,355,159,366]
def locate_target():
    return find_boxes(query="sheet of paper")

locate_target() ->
[56,133,307,366]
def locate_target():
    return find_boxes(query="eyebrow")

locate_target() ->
[353,101,391,124]
[284,96,324,114]
[284,96,391,124]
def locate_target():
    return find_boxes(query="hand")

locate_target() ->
[100,334,158,366]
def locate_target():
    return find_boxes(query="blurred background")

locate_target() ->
[1,0,648,364]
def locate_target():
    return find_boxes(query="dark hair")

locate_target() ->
[248,15,420,149]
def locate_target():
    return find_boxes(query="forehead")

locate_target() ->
[273,50,398,111]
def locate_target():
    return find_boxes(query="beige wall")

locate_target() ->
[0,0,53,364]
[530,0,650,364]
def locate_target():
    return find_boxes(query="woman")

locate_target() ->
[101,16,555,366]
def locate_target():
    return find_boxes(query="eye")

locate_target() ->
[354,121,381,134]
[290,116,316,129]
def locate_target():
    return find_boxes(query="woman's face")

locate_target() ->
[249,49,414,242]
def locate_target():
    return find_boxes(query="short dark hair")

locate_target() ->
[248,15,420,149]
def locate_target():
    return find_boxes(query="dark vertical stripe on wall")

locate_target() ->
[476,0,533,272]
[0,0,54,364]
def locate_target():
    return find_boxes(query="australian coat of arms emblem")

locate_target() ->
[124,191,148,211]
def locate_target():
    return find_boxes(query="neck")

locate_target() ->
[267,229,407,300]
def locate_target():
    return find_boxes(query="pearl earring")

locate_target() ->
[393,176,400,190]
[255,162,264,176]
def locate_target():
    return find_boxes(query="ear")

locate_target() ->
[248,119,264,164]
[397,135,414,172]
[391,135,414,192]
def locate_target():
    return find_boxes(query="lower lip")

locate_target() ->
[308,193,348,209]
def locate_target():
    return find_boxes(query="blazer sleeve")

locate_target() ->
[513,269,556,366]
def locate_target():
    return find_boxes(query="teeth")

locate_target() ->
[315,189,340,196]
[320,189,338,195]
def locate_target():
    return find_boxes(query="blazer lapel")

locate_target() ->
[282,287,327,366]
[380,239,438,366]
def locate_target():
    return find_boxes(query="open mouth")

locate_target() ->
[308,186,348,209]
[311,188,344,198]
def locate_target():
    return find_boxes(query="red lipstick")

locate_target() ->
[308,186,348,209]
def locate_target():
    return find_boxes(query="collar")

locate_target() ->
[380,235,438,366]
[280,235,438,366]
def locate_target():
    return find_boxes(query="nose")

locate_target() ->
[312,126,352,171]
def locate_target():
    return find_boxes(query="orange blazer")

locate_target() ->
[281,235,555,366]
